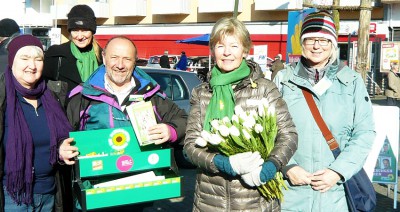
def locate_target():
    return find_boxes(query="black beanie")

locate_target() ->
[67,4,97,33]
[0,18,20,37]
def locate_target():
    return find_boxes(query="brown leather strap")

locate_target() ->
[301,89,339,150]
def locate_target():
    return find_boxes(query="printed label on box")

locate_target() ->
[116,155,133,172]
[148,153,159,165]
[92,160,103,171]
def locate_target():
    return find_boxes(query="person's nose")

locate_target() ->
[223,46,231,55]
[27,59,37,69]
[75,30,85,39]
[116,59,124,69]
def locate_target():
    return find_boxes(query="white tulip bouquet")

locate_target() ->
[195,98,287,201]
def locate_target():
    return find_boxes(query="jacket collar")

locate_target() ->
[283,59,358,92]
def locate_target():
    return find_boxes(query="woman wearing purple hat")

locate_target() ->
[0,34,73,211]
[273,11,375,211]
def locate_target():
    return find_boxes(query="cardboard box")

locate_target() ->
[70,127,182,211]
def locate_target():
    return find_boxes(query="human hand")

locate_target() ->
[241,166,263,187]
[148,123,171,145]
[310,169,341,192]
[59,138,79,165]
[229,151,264,175]
[286,166,313,185]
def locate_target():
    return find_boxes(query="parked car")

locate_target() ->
[142,67,201,113]
[136,58,148,66]
[146,55,180,68]
[141,67,202,168]
[187,56,213,82]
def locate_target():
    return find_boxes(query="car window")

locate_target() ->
[169,56,179,64]
[171,75,188,100]
[149,56,160,64]
[148,73,172,98]
[147,73,188,101]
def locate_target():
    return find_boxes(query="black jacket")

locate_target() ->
[42,41,103,94]
[0,33,19,74]
[160,55,170,68]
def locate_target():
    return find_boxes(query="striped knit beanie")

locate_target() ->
[301,11,337,47]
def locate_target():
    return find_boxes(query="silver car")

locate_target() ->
[141,67,201,168]
[141,67,201,114]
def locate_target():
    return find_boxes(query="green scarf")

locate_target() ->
[70,42,99,82]
[203,60,250,131]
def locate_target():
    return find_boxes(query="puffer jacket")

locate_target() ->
[274,60,375,212]
[184,60,298,211]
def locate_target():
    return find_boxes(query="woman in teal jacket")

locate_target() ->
[274,11,376,211]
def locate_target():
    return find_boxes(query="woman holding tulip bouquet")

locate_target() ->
[183,17,298,211]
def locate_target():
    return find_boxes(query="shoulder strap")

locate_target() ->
[55,56,62,80]
[301,88,339,151]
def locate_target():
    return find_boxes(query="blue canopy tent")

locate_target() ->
[176,34,211,72]
[176,34,210,46]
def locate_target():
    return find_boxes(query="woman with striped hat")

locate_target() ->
[273,11,376,211]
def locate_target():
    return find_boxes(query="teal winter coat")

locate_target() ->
[274,60,376,212]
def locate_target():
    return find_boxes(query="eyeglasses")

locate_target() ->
[303,38,331,46]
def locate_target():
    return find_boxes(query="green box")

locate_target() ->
[70,127,182,211]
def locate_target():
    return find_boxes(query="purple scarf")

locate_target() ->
[5,68,72,205]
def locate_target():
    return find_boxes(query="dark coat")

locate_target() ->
[42,41,103,95]
[175,54,187,70]
[0,33,19,74]
[159,55,170,68]
[0,74,67,212]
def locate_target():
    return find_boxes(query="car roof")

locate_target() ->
[140,66,198,75]
[140,66,202,77]
[140,66,201,84]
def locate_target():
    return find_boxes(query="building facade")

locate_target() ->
[0,0,396,62]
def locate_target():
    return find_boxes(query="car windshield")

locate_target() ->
[148,56,180,65]
[148,56,160,64]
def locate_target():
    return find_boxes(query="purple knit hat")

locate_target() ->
[7,34,43,67]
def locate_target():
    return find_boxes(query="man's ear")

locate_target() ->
[102,51,106,64]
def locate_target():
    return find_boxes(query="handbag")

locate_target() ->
[301,89,376,212]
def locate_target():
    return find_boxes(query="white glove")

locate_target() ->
[241,166,263,187]
[229,151,264,175]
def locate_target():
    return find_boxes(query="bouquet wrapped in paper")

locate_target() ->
[196,98,286,201]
